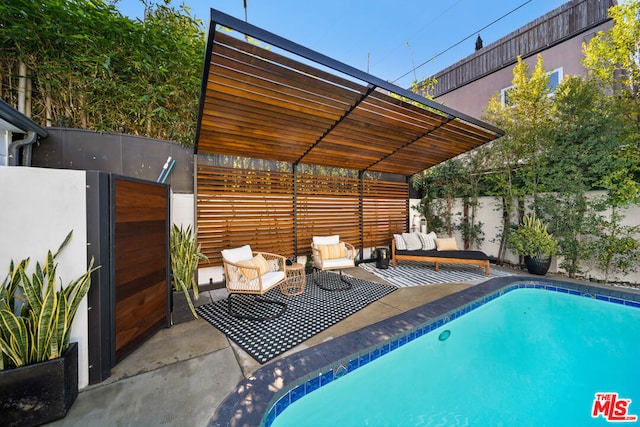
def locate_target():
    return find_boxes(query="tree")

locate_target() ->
[535,76,622,277]
[482,55,553,263]
[581,0,640,281]
[583,0,640,204]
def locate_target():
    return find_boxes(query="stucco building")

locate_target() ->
[428,0,616,119]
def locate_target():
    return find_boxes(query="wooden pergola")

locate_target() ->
[195,10,503,176]
[194,9,504,264]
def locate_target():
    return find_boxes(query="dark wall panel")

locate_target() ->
[31,128,194,193]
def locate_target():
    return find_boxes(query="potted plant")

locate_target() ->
[170,224,208,322]
[0,231,98,426]
[305,255,314,275]
[507,213,558,275]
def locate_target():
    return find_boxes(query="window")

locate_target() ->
[547,67,563,92]
[501,85,515,106]
[500,67,563,105]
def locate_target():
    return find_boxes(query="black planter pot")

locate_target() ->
[375,248,390,269]
[524,254,552,275]
[0,342,78,427]
[172,289,198,325]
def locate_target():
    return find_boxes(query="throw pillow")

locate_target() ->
[237,254,270,279]
[435,237,459,251]
[253,253,270,275]
[237,259,259,280]
[418,232,436,250]
[402,232,423,251]
[393,234,407,250]
[318,242,346,260]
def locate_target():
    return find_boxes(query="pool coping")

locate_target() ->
[208,276,640,427]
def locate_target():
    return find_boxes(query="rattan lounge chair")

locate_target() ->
[221,245,287,321]
[311,235,356,291]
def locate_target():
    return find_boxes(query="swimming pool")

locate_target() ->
[266,284,640,426]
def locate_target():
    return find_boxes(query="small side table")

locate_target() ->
[281,262,305,296]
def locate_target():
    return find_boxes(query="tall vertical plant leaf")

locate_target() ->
[1,258,29,312]
[35,285,56,362]
[20,266,43,315]
[170,225,208,319]
[0,304,29,367]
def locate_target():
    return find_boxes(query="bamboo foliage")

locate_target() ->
[0,0,205,145]
[0,231,98,370]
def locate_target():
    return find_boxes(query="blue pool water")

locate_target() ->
[270,288,640,426]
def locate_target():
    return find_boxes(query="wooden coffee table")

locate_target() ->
[280,262,305,296]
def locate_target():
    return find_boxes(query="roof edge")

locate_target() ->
[0,99,47,137]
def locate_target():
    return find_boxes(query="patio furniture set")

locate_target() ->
[221,235,355,320]
[221,233,489,321]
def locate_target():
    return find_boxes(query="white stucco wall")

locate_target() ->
[410,195,640,284]
[0,167,89,388]
[171,192,194,229]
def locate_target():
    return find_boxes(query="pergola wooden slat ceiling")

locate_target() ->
[195,10,504,176]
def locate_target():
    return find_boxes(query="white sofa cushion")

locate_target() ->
[316,257,354,269]
[226,270,285,292]
[221,245,253,263]
[418,231,437,250]
[393,234,407,250]
[313,235,340,246]
[402,232,423,251]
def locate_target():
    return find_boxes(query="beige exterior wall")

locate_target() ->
[434,20,614,119]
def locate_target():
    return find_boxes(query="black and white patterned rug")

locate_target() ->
[360,260,513,288]
[196,271,396,363]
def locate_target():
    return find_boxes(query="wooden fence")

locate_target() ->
[196,165,408,266]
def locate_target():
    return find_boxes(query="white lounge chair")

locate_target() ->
[311,235,356,291]
[221,245,287,320]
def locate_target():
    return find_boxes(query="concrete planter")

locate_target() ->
[0,342,78,426]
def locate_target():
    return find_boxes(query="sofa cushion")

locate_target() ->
[317,257,355,269]
[221,244,253,264]
[435,237,458,251]
[393,234,407,250]
[418,231,437,250]
[402,232,422,251]
[313,235,340,246]
[395,249,489,261]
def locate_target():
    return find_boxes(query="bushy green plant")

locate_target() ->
[507,213,558,258]
[0,231,97,370]
[170,224,208,318]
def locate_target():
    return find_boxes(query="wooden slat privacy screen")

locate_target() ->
[197,164,408,266]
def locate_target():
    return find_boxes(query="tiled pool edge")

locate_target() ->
[208,277,640,427]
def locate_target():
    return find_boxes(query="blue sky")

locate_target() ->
[115,0,570,88]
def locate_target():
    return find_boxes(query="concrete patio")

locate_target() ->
[48,265,582,426]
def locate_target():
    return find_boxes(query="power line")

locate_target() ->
[368,0,464,72]
[392,0,532,84]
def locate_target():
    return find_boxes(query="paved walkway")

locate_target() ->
[47,265,561,426]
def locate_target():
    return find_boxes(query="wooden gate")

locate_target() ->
[112,176,170,361]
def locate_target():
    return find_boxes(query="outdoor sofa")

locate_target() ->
[391,232,490,275]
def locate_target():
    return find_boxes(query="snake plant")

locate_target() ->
[170,224,208,319]
[508,213,558,258]
[0,231,98,370]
